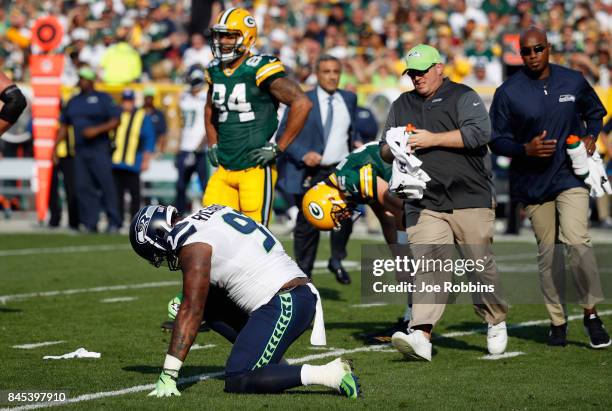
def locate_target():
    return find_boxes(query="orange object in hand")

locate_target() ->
[405,123,416,133]
[566,135,580,146]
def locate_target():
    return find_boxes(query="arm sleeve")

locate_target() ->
[256,57,286,90]
[456,90,491,149]
[489,89,526,157]
[577,76,607,138]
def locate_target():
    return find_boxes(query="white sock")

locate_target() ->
[300,359,347,389]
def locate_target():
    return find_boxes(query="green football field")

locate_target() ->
[1,233,611,410]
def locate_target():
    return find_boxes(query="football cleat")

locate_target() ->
[335,358,360,399]
[392,329,432,361]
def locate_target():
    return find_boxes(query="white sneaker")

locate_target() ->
[392,329,432,361]
[487,321,508,355]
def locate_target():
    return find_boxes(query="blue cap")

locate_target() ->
[122,89,135,100]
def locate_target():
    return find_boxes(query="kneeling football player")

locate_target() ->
[130,204,359,398]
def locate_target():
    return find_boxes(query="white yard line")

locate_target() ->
[0,244,131,257]
[480,352,525,360]
[438,310,612,338]
[350,303,388,308]
[0,281,180,304]
[100,297,138,303]
[4,309,612,411]
[12,341,65,350]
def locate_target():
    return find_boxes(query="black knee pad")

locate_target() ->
[0,84,27,124]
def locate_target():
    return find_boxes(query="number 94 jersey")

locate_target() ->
[205,55,286,170]
[169,204,305,313]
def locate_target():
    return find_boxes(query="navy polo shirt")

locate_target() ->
[489,64,607,205]
[61,90,121,150]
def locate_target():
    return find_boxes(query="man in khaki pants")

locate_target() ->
[380,44,508,361]
[490,27,610,348]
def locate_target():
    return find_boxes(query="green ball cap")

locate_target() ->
[403,44,441,73]
[78,67,96,81]
[143,87,156,97]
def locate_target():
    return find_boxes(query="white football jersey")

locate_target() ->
[169,205,306,313]
[179,90,207,152]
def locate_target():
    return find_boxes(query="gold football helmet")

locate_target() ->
[211,7,257,62]
[302,181,354,231]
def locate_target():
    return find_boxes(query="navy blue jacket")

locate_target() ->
[61,90,121,151]
[276,88,358,195]
[489,64,607,205]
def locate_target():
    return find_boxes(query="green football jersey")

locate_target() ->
[333,142,392,204]
[206,54,285,170]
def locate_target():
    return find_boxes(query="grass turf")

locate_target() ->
[1,233,611,410]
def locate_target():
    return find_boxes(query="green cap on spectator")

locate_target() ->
[78,66,96,81]
[403,44,441,72]
[143,87,156,97]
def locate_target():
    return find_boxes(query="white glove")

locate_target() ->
[585,152,612,198]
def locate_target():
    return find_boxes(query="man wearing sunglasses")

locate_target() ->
[489,26,610,349]
[380,44,508,361]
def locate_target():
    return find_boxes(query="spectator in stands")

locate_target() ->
[99,27,142,85]
[182,32,213,72]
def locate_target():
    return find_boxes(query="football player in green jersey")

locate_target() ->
[302,142,405,244]
[203,7,312,226]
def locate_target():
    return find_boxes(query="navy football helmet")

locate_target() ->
[129,205,180,270]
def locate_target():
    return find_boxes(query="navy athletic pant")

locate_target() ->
[224,285,316,393]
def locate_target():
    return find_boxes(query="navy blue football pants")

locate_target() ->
[211,285,316,393]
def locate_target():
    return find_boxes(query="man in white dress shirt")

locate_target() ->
[276,55,360,284]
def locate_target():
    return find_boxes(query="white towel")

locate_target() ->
[43,347,101,360]
[386,126,412,164]
[585,152,612,198]
[386,125,431,199]
[306,283,326,346]
[389,159,429,200]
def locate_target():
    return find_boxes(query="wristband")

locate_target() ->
[163,354,183,378]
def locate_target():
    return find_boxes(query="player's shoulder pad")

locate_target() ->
[246,54,285,87]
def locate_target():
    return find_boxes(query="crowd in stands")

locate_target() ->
[0,0,610,90]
